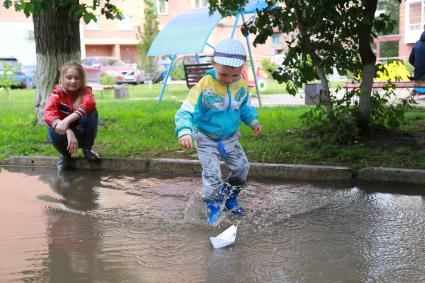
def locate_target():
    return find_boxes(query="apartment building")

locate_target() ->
[0,6,36,65]
[0,1,144,65]
[0,0,274,66]
[399,0,425,59]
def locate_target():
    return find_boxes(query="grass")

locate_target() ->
[2,83,425,169]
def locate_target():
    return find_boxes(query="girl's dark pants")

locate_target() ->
[47,110,98,156]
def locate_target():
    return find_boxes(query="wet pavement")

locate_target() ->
[1,166,425,282]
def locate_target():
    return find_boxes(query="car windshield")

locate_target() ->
[99,58,126,67]
[0,59,19,70]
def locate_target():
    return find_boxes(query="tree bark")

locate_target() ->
[358,0,378,130]
[33,0,81,125]
[315,65,335,127]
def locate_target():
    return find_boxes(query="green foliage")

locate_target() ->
[100,73,116,85]
[377,0,400,35]
[2,0,123,23]
[261,58,277,77]
[171,60,185,80]
[137,0,160,76]
[301,87,414,144]
[0,62,19,99]
[369,89,413,129]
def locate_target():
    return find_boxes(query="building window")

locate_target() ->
[156,0,168,15]
[118,16,133,31]
[271,34,283,45]
[407,0,423,31]
[85,17,100,30]
[196,0,208,8]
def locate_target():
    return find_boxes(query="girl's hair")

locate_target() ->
[59,60,87,110]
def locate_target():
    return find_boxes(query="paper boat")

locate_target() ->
[210,224,237,249]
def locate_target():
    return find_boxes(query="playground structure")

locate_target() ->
[147,0,268,106]
[242,65,269,91]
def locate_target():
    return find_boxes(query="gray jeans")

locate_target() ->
[194,130,249,201]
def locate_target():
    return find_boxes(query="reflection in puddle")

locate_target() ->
[1,166,425,282]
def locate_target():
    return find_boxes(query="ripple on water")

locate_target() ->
[3,168,425,283]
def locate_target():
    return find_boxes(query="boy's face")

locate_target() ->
[212,62,243,85]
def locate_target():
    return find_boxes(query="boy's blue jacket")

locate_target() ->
[175,69,259,140]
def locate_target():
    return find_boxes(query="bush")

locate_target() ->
[261,58,277,77]
[301,87,414,144]
[171,60,185,80]
[100,73,117,85]
[376,60,412,82]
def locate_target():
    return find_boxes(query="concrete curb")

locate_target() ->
[2,156,425,185]
[357,167,425,185]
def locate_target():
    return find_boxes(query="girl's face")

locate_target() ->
[62,67,82,92]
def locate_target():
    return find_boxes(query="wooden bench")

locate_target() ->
[88,83,126,98]
[345,81,425,100]
[183,63,213,89]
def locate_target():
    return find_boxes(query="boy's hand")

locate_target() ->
[179,135,193,149]
[253,124,262,136]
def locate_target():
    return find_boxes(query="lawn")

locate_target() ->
[1,83,425,169]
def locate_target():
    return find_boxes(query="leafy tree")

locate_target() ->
[3,0,122,124]
[0,62,19,100]
[137,0,160,77]
[208,0,398,132]
[378,0,399,35]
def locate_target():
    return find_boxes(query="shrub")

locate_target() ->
[375,60,412,82]
[261,58,277,76]
[100,73,117,85]
[171,60,185,80]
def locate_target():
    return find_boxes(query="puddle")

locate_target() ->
[1,166,425,282]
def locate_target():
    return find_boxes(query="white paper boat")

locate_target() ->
[210,224,237,249]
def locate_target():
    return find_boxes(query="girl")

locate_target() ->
[44,60,99,172]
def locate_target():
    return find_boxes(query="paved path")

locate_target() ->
[251,93,305,107]
[252,91,425,107]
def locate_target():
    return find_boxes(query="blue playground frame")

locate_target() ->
[147,1,268,106]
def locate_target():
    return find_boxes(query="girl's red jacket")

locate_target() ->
[44,85,96,127]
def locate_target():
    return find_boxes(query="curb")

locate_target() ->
[2,156,425,185]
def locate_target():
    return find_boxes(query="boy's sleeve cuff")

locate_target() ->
[248,119,259,128]
[177,129,192,138]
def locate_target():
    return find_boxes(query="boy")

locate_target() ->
[175,39,262,225]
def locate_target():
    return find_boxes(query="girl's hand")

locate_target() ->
[253,124,262,136]
[179,135,193,149]
[55,120,69,135]
[66,129,78,154]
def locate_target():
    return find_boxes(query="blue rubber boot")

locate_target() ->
[206,200,223,225]
[221,183,245,215]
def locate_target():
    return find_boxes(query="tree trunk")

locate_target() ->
[293,6,335,127]
[358,0,378,130]
[315,65,335,127]
[33,0,81,125]
[359,63,375,124]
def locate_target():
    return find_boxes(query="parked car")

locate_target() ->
[81,56,145,84]
[23,65,37,88]
[0,57,33,89]
[151,56,211,83]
